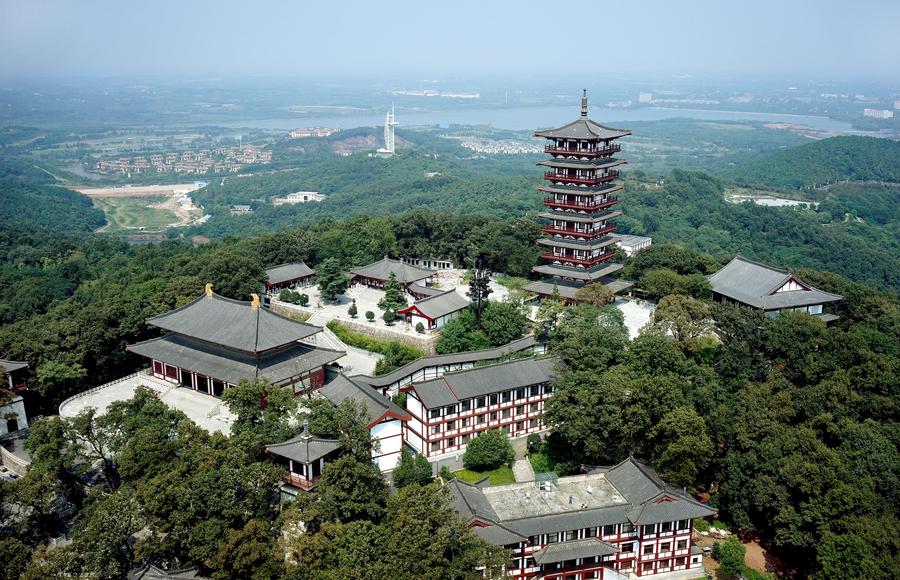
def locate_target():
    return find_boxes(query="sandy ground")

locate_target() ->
[75,183,203,197]
[613,297,655,339]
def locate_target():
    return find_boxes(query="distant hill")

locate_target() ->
[1,181,105,233]
[726,136,900,190]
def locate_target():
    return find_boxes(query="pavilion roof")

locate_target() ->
[535,118,631,141]
[537,183,623,196]
[538,209,623,224]
[522,277,633,300]
[708,255,843,310]
[537,158,626,171]
[532,262,624,282]
[146,290,321,354]
[537,236,618,251]
[533,538,619,564]
[397,289,469,320]
[266,426,342,464]
[349,257,434,285]
[126,334,343,386]
[265,262,315,285]
[0,359,28,374]
[318,373,411,428]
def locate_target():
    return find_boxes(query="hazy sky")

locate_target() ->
[1,0,898,80]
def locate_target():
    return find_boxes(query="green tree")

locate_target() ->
[462,429,514,471]
[717,536,746,578]
[648,406,713,488]
[33,361,87,399]
[645,294,714,344]
[316,257,348,302]
[466,261,492,330]
[316,453,388,524]
[574,282,614,307]
[365,310,375,322]
[0,536,32,580]
[382,309,396,326]
[200,250,265,300]
[415,321,425,334]
[207,519,278,580]
[392,449,433,488]
[480,301,527,346]
[221,378,298,445]
[377,272,407,312]
[347,300,358,318]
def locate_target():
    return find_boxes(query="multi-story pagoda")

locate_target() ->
[524,90,633,302]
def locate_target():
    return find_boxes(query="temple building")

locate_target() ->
[396,289,469,331]
[0,359,28,394]
[524,90,633,303]
[708,256,843,321]
[451,456,715,579]
[349,257,437,299]
[126,285,344,396]
[264,262,316,295]
[265,423,342,496]
[402,357,558,458]
[318,369,410,470]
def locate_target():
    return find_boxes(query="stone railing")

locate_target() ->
[57,369,176,417]
[1,439,29,476]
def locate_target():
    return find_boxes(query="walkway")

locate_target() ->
[512,458,535,483]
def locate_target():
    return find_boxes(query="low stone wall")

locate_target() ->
[269,301,313,321]
[1,440,29,476]
[338,320,436,355]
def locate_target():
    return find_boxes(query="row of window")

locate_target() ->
[429,404,542,434]
[426,384,551,419]
[428,419,542,452]
[642,556,688,572]
[643,539,689,555]
[527,520,692,547]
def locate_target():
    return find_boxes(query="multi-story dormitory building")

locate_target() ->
[402,357,558,458]
[451,456,715,579]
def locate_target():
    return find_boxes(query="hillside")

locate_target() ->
[726,135,900,190]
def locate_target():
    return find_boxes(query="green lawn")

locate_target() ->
[93,195,178,232]
[453,465,516,486]
[528,452,555,474]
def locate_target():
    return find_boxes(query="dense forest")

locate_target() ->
[726,136,900,190]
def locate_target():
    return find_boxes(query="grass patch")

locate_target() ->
[93,195,178,232]
[495,274,529,291]
[528,451,555,474]
[453,465,516,486]
[326,320,425,375]
[284,310,311,323]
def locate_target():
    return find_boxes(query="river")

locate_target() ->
[213,105,857,133]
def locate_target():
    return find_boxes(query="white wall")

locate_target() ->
[0,396,28,436]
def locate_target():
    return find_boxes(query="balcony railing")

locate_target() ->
[543,196,618,211]
[542,223,617,238]
[545,144,620,157]
[281,472,317,491]
[540,251,616,267]
[543,170,620,185]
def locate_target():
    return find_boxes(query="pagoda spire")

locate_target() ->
[581,89,588,118]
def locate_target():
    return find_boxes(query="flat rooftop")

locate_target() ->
[482,473,628,521]
[59,372,235,434]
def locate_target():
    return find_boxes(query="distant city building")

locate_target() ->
[230,204,253,215]
[615,234,652,257]
[894,100,900,110]
[95,146,270,176]
[863,108,894,119]
[708,256,843,322]
[638,92,652,103]
[401,257,455,270]
[272,191,327,206]
[289,127,338,139]
[523,90,634,303]
[376,106,398,157]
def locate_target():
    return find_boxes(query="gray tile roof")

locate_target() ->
[537,237,618,251]
[410,357,558,409]
[349,257,434,285]
[407,282,444,298]
[538,209,623,224]
[537,158,626,171]
[398,289,469,320]
[708,256,842,310]
[472,524,527,547]
[532,262,624,282]
[535,118,631,141]
[318,373,410,427]
[126,334,343,385]
[533,538,619,564]
[449,457,717,536]
[537,183,623,196]
[0,359,28,374]
[146,292,321,353]
[265,427,341,464]
[265,262,315,285]
[522,277,633,300]
[615,234,652,247]
[351,336,538,389]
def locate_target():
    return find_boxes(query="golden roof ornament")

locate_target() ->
[205,283,214,298]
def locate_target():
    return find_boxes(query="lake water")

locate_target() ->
[214,105,856,133]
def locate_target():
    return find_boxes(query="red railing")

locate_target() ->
[543,170,619,185]
[540,251,616,267]
[281,472,318,491]
[542,223,617,238]
[544,144,620,157]
[543,196,618,211]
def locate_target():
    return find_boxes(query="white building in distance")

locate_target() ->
[273,191,327,206]
[863,108,894,119]
[616,234,652,257]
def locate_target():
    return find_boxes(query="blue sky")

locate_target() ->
[1,0,898,79]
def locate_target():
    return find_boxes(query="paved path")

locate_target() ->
[512,458,536,483]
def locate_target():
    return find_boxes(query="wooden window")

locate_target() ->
[602,525,616,536]
[677,539,688,550]
[661,521,673,533]
[643,544,654,555]
[660,541,671,552]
